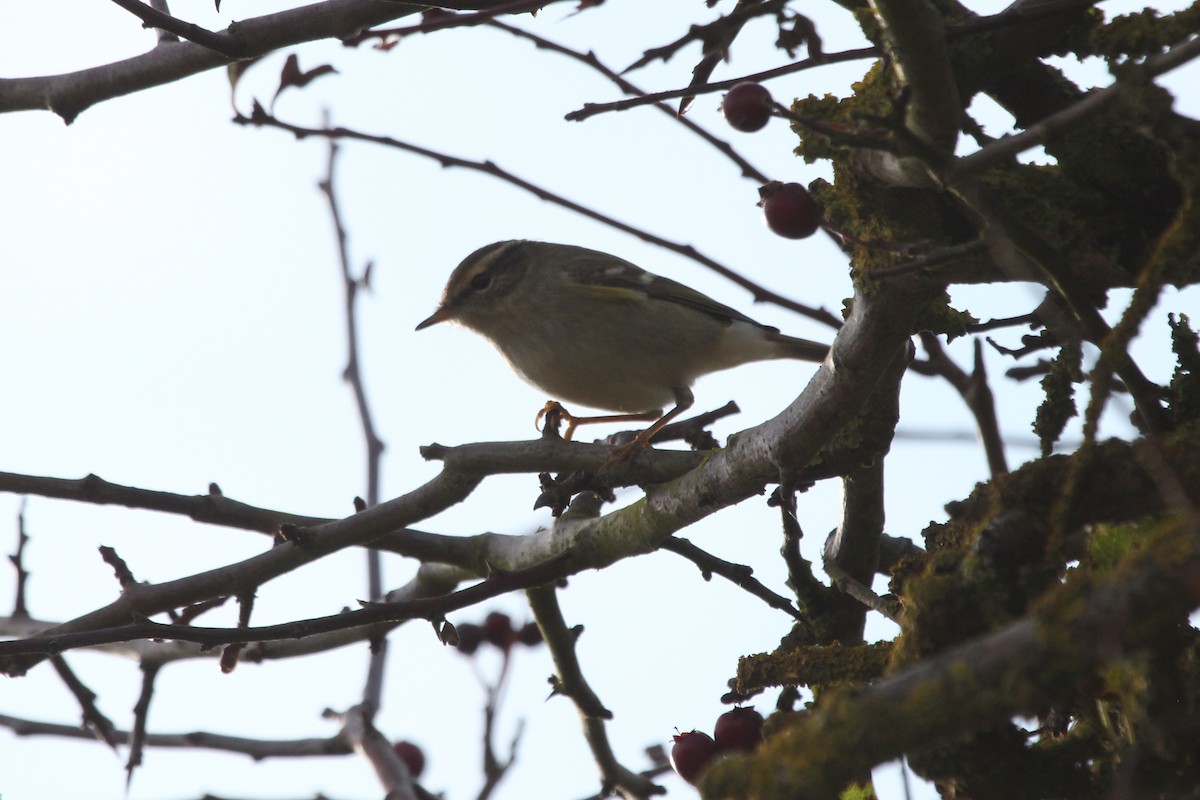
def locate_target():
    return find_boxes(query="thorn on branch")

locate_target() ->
[98,546,138,589]
[10,501,31,619]
[171,595,229,624]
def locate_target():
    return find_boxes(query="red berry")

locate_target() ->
[392,740,426,778]
[714,707,764,752]
[482,611,514,650]
[454,622,484,655]
[721,82,773,132]
[517,621,543,647]
[670,730,718,785]
[759,181,822,239]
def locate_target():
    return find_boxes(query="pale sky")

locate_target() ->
[1,1,1198,799]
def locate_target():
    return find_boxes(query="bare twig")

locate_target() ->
[564,47,878,123]
[476,650,522,800]
[623,0,788,73]
[344,0,565,46]
[660,536,803,619]
[773,488,827,627]
[237,106,842,328]
[965,312,1039,334]
[487,20,770,183]
[916,334,1009,476]
[0,554,570,659]
[319,134,385,513]
[106,0,246,56]
[870,241,989,279]
[9,501,30,619]
[953,35,1200,176]
[317,128,390,713]
[219,592,256,673]
[0,710,353,756]
[527,585,663,799]
[822,549,900,623]
[125,661,161,784]
[0,0,422,121]
[50,656,120,748]
[339,704,419,800]
[146,0,178,44]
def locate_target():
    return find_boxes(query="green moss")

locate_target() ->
[839,781,878,800]
[1088,4,1200,60]
[738,642,893,691]
[1033,340,1083,456]
[1086,520,1144,571]
[911,294,978,341]
[1168,313,1200,423]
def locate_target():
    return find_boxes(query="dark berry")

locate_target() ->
[482,611,514,650]
[721,82,773,132]
[670,730,718,785]
[517,621,543,647]
[454,623,484,655]
[759,181,822,239]
[713,706,764,752]
[392,740,426,778]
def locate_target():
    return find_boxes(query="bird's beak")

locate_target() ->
[415,305,454,331]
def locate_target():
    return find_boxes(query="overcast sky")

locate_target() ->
[1,1,1198,799]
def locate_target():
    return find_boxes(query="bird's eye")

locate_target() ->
[470,272,492,292]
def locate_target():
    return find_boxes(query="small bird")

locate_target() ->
[416,240,828,451]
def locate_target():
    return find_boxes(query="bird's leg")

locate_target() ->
[603,386,695,465]
[536,401,661,441]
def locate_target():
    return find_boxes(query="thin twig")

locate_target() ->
[487,20,770,183]
[565,47,878,123]
[317,129,389,712]
[237,106,842,328]
[106,0,247,56]
[0,553,572,659]
[871,241,989,279]
[965,312,1039,334]
[9,501,30,619]
[344,0,565,46]
[526,585,663,799]
[953,35,1200,176]
[50,656,120,748]
[125,661,161,785]
[659,537,803,619]
[917,334,1009,476]
[822,557,900,623]
[774,488,827,627]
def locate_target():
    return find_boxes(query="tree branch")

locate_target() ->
[0,1,419,121]
[237,108,843,328]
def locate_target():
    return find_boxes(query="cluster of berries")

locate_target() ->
[670,706,765,785]
[720,82,823,240]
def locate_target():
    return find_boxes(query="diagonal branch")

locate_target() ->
[0,269,932,676]
[705,513,1200,798]
[0,0,419,121]
[238,107,842,327]
[659,536,803,619]
[106,0,246,56]
[527,585,663,799]
[0,554,570,659]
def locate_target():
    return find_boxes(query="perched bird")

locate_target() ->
[416,240,828,451]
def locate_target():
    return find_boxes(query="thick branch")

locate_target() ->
[860,0,961,184]
[704,515,1200,798]
[0,554,567,659]
[0,1,417,121]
